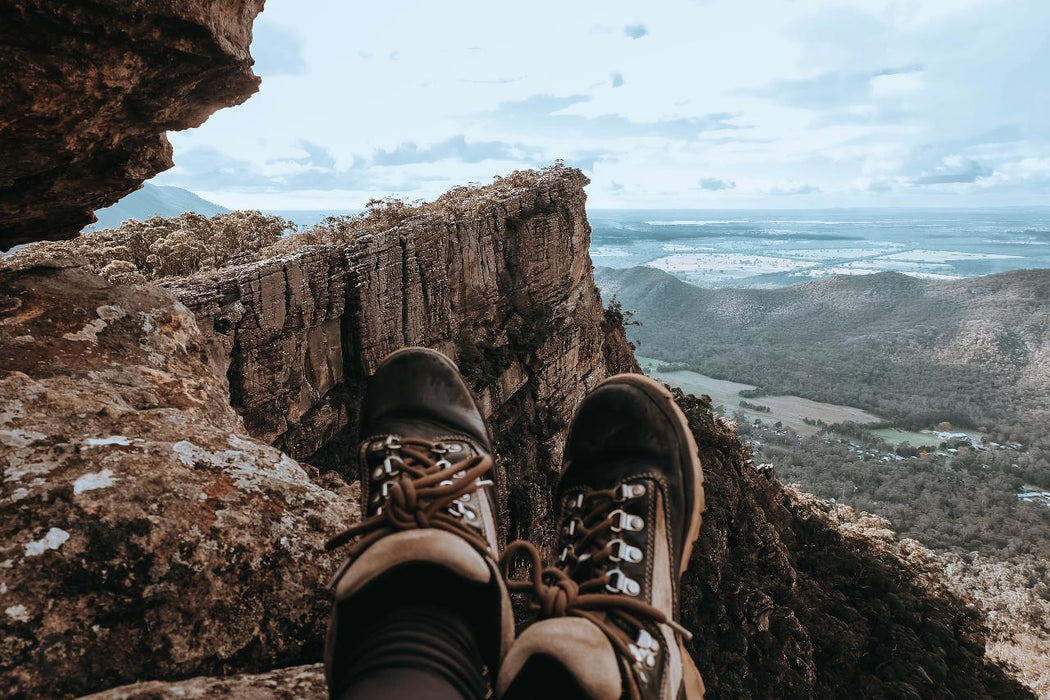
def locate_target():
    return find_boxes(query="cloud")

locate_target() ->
[769,183,821,195]
[563,149,616,171]
[370,135,539,165]
[971,125,1023,145]
[251,18,308,76]
[698,177,735,191]
[611,72,625,88]
[911,156,992,185]
[751,66,923,111]
[624,24,648,39]
[164,146,434,194]
[482,93,739,140]
[459,77,520,85]
[289,140,336,169]
[609,181,625,192]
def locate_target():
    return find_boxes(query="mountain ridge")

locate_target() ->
[597,264,1050,433]
[86,184,229,231]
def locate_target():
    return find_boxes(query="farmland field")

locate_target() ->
[636,356,883,436]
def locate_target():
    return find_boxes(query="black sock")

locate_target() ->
[336,603,489,700]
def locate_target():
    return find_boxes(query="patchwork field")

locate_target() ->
[637,356,883,436]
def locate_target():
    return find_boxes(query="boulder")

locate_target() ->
[0,0,264,249]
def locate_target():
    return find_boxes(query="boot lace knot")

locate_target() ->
[500,483,691,699]
[326,435,494,562]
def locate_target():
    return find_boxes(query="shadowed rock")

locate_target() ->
[0,0,264,249]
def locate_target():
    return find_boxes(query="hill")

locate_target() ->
[597,265,1050,443]
[86,184,229,231]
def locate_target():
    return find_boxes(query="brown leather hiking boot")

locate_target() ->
[497,373,706,700]
[324,347,513,697]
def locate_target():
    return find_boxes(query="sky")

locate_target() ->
[150,0,1050,210]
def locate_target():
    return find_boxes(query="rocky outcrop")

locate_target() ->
[0,261,358,698]
[0,170,633,697]
[166,169,623,550]
[0,0,264,249]
[671,391,1028,698]
[83,664,327,700]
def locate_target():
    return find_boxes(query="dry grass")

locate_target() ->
[3,164,582,283]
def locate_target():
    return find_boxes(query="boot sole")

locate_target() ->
[597,372,705,574]
[596,373,707,698]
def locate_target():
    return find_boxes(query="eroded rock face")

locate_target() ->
[168,170,629,550]
[0,0,264,249]
[671,391,1029,698]
[0,263,357,698]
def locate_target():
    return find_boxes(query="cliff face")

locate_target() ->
[165,170,627,549]
[0,0,264,249]
[1,172,1030,698]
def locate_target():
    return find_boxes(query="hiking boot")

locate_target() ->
[498,373,706,699]
[324,347,513,697]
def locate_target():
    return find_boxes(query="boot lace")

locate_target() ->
[500,485,691,699]
[326,436,495,561]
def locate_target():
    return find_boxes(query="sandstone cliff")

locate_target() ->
[1,170,1032,698]
[0,0,264,249]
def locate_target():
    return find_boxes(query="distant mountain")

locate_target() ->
[85,184,228,231]
[597,265,1050,433]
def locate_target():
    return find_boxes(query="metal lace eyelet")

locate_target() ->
[435,458,453,470]
[380,481,395,498]
[558,545,574,563]
[431,442,449,454]
[383,436,402,450]
[636,629,658,651]
[567,493,584,510]
[563,518,582,536]
[607,539,644,563]
[382,455,404,475]
[615,483,647,501]
[610,509,645,533]
[606,569,641,596]
[446,443,463,453]
[448,501,475,519]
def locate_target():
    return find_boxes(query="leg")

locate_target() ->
[324,348,513,699]
[336,603,487,700]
